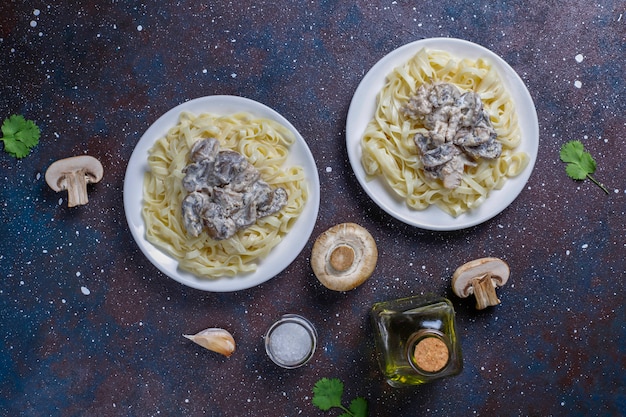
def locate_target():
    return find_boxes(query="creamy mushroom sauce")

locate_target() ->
[181,138,287,240]
[402,82,501,189]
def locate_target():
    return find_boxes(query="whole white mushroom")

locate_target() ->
[45,155,103,207]
[452,257,510,310]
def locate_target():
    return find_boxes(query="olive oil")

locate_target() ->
[371,295,463,387]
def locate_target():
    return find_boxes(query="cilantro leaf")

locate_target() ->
[312,378,344,411]
[3,138,29,158]
[1,114,41,158]
[312,378,368,416]
[559,140,608,194]
[348,397,369,417]
[559,139,584,163]
[564,163,588,180]
[577,152,596,174]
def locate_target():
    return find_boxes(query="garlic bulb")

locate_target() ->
[183,328,235,357]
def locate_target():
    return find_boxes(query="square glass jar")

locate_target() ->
[371,295,463,387]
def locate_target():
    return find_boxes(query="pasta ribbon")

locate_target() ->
[361,48,528,216]
[143,112,307,278]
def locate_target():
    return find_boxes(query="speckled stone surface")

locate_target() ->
[1,1,625,416]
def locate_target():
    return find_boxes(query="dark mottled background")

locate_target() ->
[1,1,624,416]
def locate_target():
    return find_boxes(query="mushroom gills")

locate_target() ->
[311,223,378,291]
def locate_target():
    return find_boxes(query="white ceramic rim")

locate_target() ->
[123,95,320,292]
[346,37,539,231]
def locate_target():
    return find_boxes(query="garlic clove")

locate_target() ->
[183,328,235,357]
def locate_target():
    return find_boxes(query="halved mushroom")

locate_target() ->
[45,155,103,207]
[451,257,510,310]
[311,222,378,291]
[183,328,235,357]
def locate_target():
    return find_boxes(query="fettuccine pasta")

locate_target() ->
[361,48,529,216]
[143,111,307,278]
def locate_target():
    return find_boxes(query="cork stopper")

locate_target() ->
[412,336,450,373]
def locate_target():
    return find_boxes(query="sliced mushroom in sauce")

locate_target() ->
[181,138,288,240]
[182,191,210,237]
[401,82,502,189]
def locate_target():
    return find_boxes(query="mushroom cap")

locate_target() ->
[311,222,378,291]
[451,257,510,298]
[45,155,104,191]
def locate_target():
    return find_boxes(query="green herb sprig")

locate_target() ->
[312,377,368,417]
[559,140,608,194]
[1,114,41,158]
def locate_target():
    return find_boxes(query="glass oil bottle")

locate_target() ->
[370,295,463,387]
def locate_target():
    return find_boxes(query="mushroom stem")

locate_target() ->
[472,274,501,310]
[329,244,355,272]
[64,170,91,207]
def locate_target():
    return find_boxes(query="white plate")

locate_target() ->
[123,96,320,292]
[346,38,539,231]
